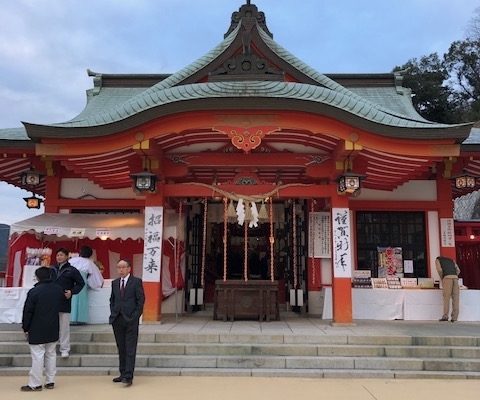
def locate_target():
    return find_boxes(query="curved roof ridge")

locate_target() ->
[48,80,471,131]
[256,26,430,124]
[60,23,242,126]
[142,23,241,94]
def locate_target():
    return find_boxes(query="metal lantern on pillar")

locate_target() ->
[20,167,44,187]
[129,169,158,192]
[451,169,476,189]
[336,171,366,194]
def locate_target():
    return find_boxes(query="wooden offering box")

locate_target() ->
[213,280,280,321]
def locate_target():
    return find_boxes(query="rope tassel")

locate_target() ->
[258,201,269,221]
[244,202,253,222]
[227,200,237,223]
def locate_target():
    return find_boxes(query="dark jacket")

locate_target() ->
[109,276,145,324]
[22,279,65,344]
[50,262,85,313]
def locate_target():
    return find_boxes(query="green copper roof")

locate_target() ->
[0,12,474,142]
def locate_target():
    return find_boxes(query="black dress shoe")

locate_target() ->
[121,378,132,386]
[112,376,123,383]
[20,385,42,391]
[44,383,55,389]
[439,316,449,321]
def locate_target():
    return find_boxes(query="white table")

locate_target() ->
[322,287,480,321]
[0,286,112,324]
[0,287,29,323]
[404,289,480,321]
[322,287,404,320]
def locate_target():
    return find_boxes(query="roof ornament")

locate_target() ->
[224,2,273,39]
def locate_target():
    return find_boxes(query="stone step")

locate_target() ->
[3,327,480,379]
[2,341,480,358]
[5,353,480,371]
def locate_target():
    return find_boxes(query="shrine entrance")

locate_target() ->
[183,198,310,315]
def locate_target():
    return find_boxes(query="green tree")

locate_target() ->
[444,39,480,122]
[466,6,480,40]
[393,7,480,124]
[393,54,455,123]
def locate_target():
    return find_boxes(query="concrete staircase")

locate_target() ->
[2,326,480,379]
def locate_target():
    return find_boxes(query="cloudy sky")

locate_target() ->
[0,0,477,225]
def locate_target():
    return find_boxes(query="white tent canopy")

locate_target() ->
[9,213,145,241]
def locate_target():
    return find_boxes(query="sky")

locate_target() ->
[0,0,478,226]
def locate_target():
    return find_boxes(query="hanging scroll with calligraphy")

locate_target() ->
[332,207,352,278]
[142,206,164,282]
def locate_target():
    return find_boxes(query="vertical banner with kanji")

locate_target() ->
[308,212,331,258]
[142,206,164,282]
[332,207,352,278]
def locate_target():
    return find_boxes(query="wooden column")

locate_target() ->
[330,185,354,325]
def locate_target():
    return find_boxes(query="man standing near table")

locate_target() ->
[50,247,85,358]
[109,259,145,387]
[436,255,461,322]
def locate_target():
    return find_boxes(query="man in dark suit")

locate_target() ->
[109,259,145,386]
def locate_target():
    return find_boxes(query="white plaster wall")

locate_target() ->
[352,180,437,201]
[60,178,140,199]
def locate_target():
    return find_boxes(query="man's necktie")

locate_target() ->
[120,279,125,296]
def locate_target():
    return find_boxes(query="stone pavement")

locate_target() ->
[3,375,480,400]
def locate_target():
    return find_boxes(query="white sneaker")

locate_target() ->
[61,352,69,358]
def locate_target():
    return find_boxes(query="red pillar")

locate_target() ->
[436,174,456,260]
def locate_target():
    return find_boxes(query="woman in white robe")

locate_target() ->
[69,246,104,324]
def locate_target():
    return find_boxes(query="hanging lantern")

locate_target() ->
[450,169,476,189]
[336,171,366,194]
[24,193,44,209]
[129,169,158,192]
[20,166,45,187]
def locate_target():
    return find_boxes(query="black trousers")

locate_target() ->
[112,314,139,380]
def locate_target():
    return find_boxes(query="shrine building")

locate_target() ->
[1,1,479,324]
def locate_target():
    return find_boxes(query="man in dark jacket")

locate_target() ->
[21,266,65,392]
[50,247,85,358]
[110,259,145,386]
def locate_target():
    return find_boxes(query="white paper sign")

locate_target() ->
[69,228,85,237]
[404,260,414,274]
[96,228,111,237]
[308,212,331,258]
[0,287,21,300]
[440,218,455,247]
[44,227,60,235]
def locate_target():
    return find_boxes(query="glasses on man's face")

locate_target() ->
[117,266,130,269]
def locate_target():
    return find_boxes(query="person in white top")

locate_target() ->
[69,246,104,324]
